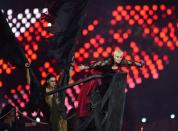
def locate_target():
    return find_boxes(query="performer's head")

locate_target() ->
[113,48,124,64]
[45,73,57,88]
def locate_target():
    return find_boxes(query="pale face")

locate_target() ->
[113,50,124,64]
[47,77,57,88]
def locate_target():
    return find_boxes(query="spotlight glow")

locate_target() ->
[36,117,40,122]
[141,117,147,123]
[170,114,175,119]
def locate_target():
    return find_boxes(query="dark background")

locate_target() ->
[0,0,178,130]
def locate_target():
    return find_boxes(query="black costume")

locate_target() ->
[77,57,143,131]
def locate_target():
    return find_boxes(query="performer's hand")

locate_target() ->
[140,61,145,67]
[25,63,31,68]
[79,65,89,70]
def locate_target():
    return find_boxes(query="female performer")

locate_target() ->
[76,49,144,130]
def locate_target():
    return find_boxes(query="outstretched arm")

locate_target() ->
[122,59,145,67]
[79,58,113,71]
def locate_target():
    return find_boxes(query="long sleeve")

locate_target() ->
[120,59,143,67]
[88,57,114,71]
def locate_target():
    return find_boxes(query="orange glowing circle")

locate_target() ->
[6,68,11,74]
[79,48,85,54]
[27,49,33,55]
[134,14,139,21]
[113,33,120,39]
[143,5,149,11]
[128,19,135,25]
[130,10,136,16]
[33,44,38,51]
[31,54,37,60]
[102,51,108,57]
[88,25,94,31]
[41,71,47,78]
[123,33,129,39]
[147,19,153,25]
[2,64,7,70]
[74,52,80,58]
[152,5,158,11]
[117,6,123,11]
[90,38,96,44]
[138,19,144,25]
[135,5,141,11]
[83,53,89,58]
[106,47,112,53]
[97,47,103,53]
[112,10,118,17]
[82,29,88,36]
[84,43,90,49]
[140,10,146,16]
[115,15,122,22]
[24,31,30,37]
[34,22,40,28]
[44,62,50,68]
[124,15,130,21]
[167,9,172,15]
[121,10,127,16]
[93,52,99,58]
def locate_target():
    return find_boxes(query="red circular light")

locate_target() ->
[93,20,99,25]
[88,25,94,31]
[6,68,11,74]
[138,19,144,25]
[130,10,135,16]
[75,52,80,58]
[31,54,37,60]
[113,33,119,39]
[160,4,166,11]
[99,38,105,44]
[152,5,158,11]
[106,47,112,53]
[128,19,135,25]
[79,48,85,54]
[134,14,139,21]
[97,47,103,53]
[112,10,118,17]
[135,5,141,11]
[48,67,54,73]
[82,29,88,36]
[143,5,149,11]
[83,53,89,58]
[93,52,99,58]
[102,51,108,57]
[27,49,33,55]
[115,15,122,22]
[110,19,117,25]
[121,10,127,17]
[167,9,172,15]
[84,43,90,49]
[117,6,123,11]
[90,38,96,44]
